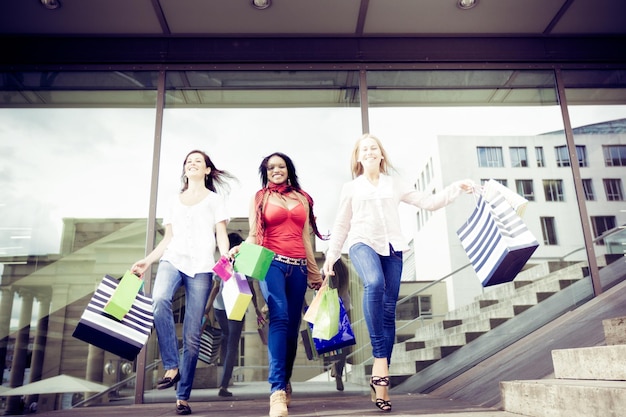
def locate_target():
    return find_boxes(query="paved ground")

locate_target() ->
[32,381,520,417]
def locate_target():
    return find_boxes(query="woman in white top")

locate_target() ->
[131,150,234,416]
[322,134,473,413]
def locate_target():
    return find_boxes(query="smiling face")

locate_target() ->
[185,152,211,179]
[266,155,289,185]
[357,137,383,172]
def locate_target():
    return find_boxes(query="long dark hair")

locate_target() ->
[258,152,301,189]
[180,149,236,193]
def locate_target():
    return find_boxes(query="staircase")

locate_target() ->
[500,316,626,417]
[351,260,588,384]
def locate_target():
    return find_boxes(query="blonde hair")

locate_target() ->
[350,133,392,178]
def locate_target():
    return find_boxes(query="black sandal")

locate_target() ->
[370,376,392,412]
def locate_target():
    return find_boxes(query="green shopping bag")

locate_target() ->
[103,270,144,321]
[311,286,340,340]
[233,242,275,281]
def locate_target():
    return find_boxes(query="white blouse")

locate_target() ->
[161,192,228,277]
[325,174,464,265]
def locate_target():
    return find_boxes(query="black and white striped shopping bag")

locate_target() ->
[73,274,154,361]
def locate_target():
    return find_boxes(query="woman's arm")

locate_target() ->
[302,213,323,289]
[131,223,173,276]
[403,179,475,211]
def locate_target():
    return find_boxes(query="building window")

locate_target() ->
[515,179,534,201]
[477,146,504,167]
[396,295,432,320]
[510,147,528,167]
[540,217,558,245]
[603,178,624,201]
[555,145,588,167]
[591,216,616,245]
[582,179,595,201]
[543,179,564,202]
[603,145,626,167]
[482,179,507,187]
[535,146,545,167]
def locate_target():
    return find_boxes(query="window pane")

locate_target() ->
[0,104,157,404]
[563,68,626,269]
[543,179,564,201]
[603,178,624,201]
[603,145,626,167]
[535,146,545,167]
[541,217,558,245]
[510,147,528,167]
[591,216,617,245]
[477,147,504,167]
[367,69,566,313]
[161,70,362,387]
[582,179,595,200]
[516,179,535,201]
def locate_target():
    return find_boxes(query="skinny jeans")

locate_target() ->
[152,260,212,401]
[259,259,308,393]
[348,243,403,363]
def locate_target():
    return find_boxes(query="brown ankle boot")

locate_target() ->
[269,390,288,417]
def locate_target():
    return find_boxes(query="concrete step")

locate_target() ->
[422,332,486,349]
[552,345,626,380]
[501,379,626,417]
[413,319,464,340]
[444,300,520,323]
[442,299,500,320]
[603,316,626,345]
[392,344,462,363]
[389,358,438,375]
[476,263,585,302]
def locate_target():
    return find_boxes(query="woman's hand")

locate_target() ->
[130,260,149,278]
[256,308,267,327]
[227,244,241,259]
[322,260,336,278]
[458,179,477,194]
[307,272,323,290]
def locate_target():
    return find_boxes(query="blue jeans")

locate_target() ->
[151,260,212,401]
[259,259,308,393]
[349,243,403,363]
[214,308,244,389]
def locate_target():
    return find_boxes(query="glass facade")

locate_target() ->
[1,65,625,412]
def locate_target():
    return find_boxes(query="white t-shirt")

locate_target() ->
[161,192,229,277]
[325,174,464,264]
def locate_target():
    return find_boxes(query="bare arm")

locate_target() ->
[131,224,173,277]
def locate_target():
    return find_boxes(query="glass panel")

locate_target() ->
[366,69,591,355]
[145,70,362,401]
[165,70,359,108]
[0,71,158,107]
[0,70,157,413]
[562,69,626,261]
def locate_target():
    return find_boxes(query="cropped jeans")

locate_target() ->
[349,243,403,364]
[259,259,308,393]
[152,260,212,401]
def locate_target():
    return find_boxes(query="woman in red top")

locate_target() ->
[241,152,324,417]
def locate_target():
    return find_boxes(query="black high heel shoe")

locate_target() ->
[157,370,180,390]
[370,376,391,412]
